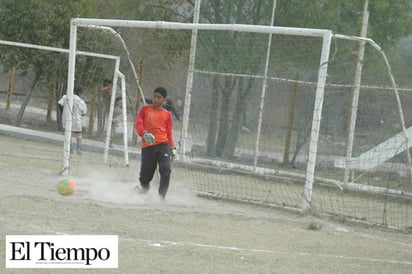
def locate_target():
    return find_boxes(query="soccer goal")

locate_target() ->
[0,39,132,167]
[65,18,412,229]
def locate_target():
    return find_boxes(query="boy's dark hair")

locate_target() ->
[154,87,167,98]
[74,86,83,96]
[103,79,112,87]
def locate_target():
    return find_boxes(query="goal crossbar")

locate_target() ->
[0,39,119,61]
[71,19,331,38]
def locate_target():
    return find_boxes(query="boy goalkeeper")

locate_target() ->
[134,87,176,200]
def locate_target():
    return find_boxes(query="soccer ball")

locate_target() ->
[56,178,76,196]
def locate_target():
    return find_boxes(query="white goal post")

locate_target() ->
[103,70,129,166]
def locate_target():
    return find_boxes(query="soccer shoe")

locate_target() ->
[134,185,149,195]
[159,187,167,201]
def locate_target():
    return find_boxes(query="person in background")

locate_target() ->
[134,87,176,200]
[98,78,122,147]
[97,79,112,137]
[58,86,88,154]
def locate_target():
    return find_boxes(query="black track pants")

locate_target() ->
[139,142,171,198]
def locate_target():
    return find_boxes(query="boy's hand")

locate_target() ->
[143,132,155,144]
[170,147,177,159]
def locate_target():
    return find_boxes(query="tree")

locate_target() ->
[197,0,274,160]
[276,0,411,49]
[0,0,112,127]
[196,0,411,160]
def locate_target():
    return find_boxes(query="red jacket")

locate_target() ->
[135,105,174,149]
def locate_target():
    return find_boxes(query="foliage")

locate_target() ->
[0,0,107,87]
[1,0,409,92]
[197,0,276,158]
[276,0,412,49]
[0,0,410,90]
[0,0,410,144]
[195,0,411,160]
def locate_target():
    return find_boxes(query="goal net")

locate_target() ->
[63,19,412,229]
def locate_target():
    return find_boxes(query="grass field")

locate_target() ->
[1,133,412,273]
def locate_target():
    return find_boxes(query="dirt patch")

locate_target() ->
[1,135,412,273]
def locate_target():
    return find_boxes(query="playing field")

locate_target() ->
[1,133,412,273]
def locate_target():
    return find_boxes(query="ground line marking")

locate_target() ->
[121,237,412,266]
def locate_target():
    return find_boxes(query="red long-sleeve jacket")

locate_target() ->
[135,105,174,149]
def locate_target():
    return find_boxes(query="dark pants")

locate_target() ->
[139,142,172,198]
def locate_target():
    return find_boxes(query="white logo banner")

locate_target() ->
[5,235,118,269]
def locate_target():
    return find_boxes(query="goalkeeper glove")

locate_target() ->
[170,147,177,159]
[143,131,155,144]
